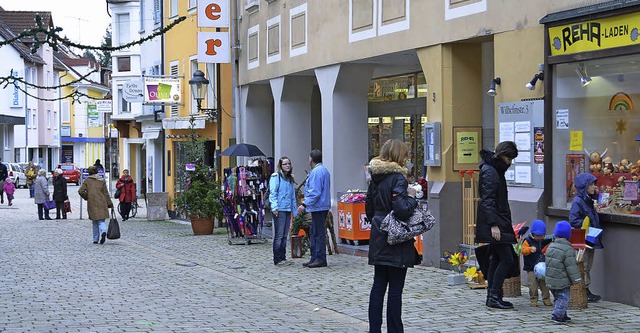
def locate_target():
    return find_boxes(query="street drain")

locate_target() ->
[176,262,198,267]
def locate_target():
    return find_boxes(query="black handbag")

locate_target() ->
[107,208,121,240]
[114,188,122,199]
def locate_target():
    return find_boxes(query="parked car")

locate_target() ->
[60,163,81,185]
[2,163,26,188]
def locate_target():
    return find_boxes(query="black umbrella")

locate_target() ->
[219,143,266,157]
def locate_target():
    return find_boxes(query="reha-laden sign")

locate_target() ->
[548,11,640,56]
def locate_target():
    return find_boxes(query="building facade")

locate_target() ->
[161,0,234,217]
[0,9,59,169]
[234,0,640,307]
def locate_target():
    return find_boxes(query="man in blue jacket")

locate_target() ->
[298,149,331,268]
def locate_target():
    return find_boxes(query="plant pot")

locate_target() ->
[447,273,467,285]
[190,216,214,235]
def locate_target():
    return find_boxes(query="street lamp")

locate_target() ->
[188,70,217,121]
[188,69,223,180]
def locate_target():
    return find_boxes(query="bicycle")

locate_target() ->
[118,197,142,219]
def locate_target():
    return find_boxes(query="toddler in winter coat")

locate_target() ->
[521,220,552,307]
[3,177,15,206]
[545,221,581,324]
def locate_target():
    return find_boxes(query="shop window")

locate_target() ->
[551,54,640,216]
[369,74,420,102]
[368,115,427,181]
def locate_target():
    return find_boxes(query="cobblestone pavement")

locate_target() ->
[1,186,640,332]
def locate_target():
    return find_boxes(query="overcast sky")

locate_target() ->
[0,0,111,48]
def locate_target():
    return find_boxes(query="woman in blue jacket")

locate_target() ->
[269,156,298,266]
[569,172,602,302]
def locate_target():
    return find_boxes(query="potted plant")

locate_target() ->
[172,116,223,235]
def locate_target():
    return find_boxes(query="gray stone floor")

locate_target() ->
[1,185,639,332]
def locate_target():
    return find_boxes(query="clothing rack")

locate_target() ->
[221,160,273,245]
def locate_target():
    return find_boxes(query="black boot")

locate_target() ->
[487,290,513,309]
[587,288,601,303]
[498,289,513,307]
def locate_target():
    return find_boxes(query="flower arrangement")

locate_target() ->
[463,267,479,282]
[443,251,468,274]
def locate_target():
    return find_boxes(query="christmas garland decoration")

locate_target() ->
[0,69,100,90]
[0,14,186,103]
[14,83,93,104]
[0,15,186,53]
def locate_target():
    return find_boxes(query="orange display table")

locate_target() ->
[337,201,370,244]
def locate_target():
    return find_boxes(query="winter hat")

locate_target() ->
[5,177,11,183]
[530,220,546,236]
[554,221,572,239]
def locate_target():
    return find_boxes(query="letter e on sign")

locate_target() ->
[198,32,230,63]
[198,0,230,28]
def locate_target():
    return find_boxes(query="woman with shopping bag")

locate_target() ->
[78,166,113,244]
[34,169,52,220]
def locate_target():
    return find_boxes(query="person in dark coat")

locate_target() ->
[0,158,7,204]
[93,159,104,171]
[569,172,602,302]
[52,168,68,219]
[365,139,419,333]
[115,169,137,221]
[475,141,518,309]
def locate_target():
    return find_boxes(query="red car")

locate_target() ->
[60,163,81,185]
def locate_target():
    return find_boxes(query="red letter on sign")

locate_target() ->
[206,3,221,21]
[205,39,223,55]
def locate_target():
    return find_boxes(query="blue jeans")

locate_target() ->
[551,287,570,318]
[92,219,107,243]
[368,265,408,333]
[29,183,35,198]
[272,211,291,264]
[309,210,328,264]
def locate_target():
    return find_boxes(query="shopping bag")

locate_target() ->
[107,209,121,240]
[43,200,56,210]
[64,200,72,213]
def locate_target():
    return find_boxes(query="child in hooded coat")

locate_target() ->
[545,221,582,324]
[569,172,602,302]
[3,177,15,206]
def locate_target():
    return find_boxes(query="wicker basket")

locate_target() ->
[502,275,522,297]
[569,261,588,310]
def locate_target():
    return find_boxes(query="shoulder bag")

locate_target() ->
[107,208,121,239]
[380,204,435,245]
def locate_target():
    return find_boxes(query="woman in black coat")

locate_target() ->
[52,168,68,219]
[365,139,419,333]
[475,141,518,309]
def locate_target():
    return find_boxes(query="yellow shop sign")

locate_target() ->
[548,12,640,56]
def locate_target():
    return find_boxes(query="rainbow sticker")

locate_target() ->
[609,92,634,111]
